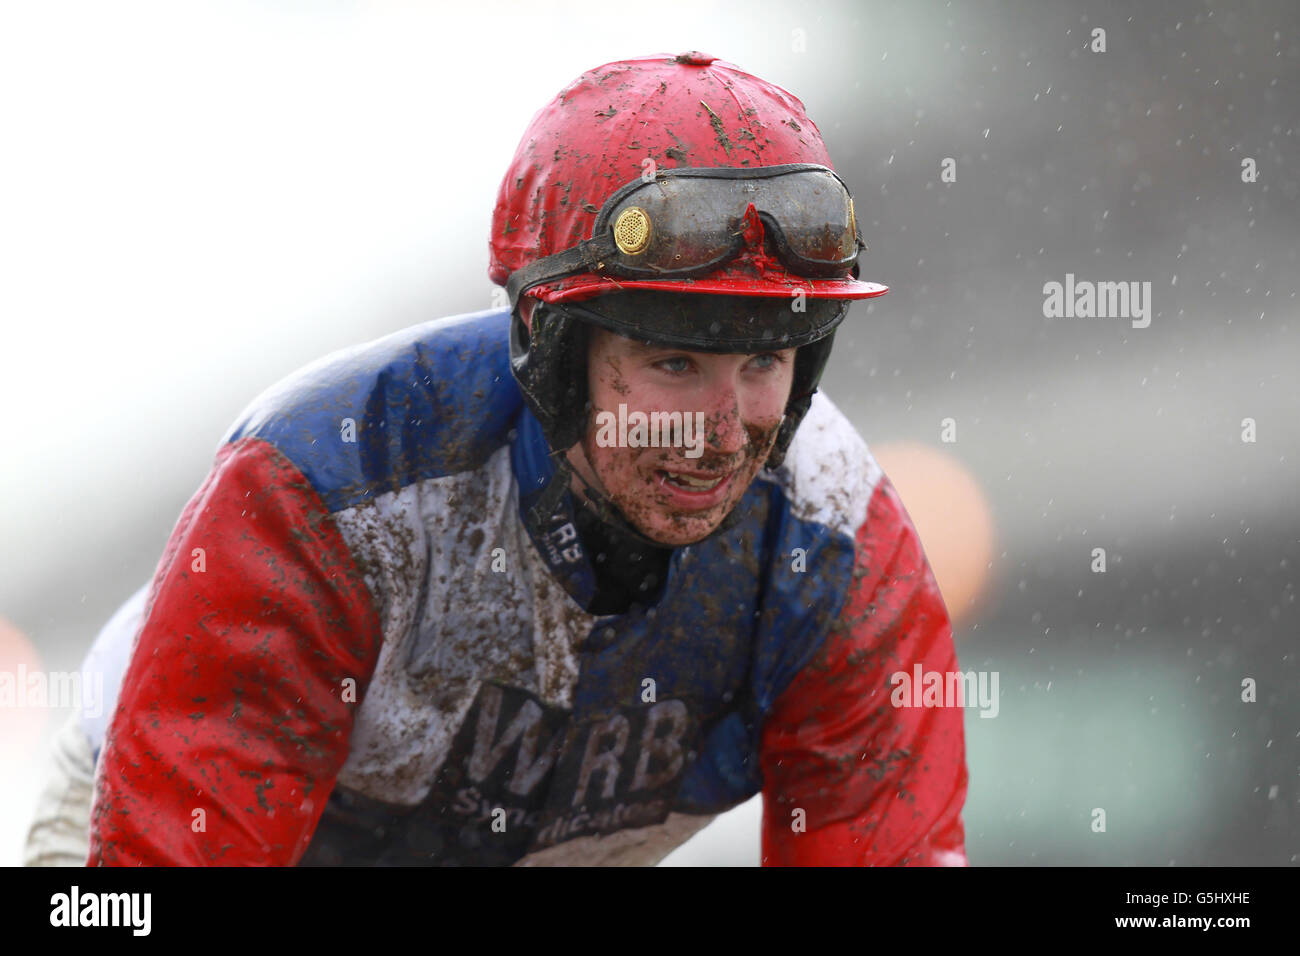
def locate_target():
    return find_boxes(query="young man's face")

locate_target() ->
[566,324,797,547]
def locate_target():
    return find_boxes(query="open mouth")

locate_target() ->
[658,468,733,494]
[663,472,724,490]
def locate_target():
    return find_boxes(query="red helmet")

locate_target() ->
[489,51,885,305]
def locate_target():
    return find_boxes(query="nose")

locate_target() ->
[697,380,748,457]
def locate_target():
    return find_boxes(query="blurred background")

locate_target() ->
[1,0,1295,866]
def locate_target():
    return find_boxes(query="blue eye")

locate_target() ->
[658,357,691,374]
[749,353,784,370]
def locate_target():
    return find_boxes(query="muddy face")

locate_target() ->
[565,326,795,547]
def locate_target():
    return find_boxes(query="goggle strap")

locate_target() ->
[507,233,618,309]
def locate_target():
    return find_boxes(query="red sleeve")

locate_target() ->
[760,475,970,866]
[88,437,382,866]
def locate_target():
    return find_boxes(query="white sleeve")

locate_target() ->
[22,709,97,867]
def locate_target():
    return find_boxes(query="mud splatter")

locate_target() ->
[698,100,732,156]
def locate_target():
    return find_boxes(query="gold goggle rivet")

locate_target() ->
[613,206,651,255]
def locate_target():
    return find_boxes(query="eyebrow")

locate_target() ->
[618,338,681,356]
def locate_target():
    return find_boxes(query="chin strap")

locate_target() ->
[552,455,681,549]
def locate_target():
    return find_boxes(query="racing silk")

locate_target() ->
[87,306,968,867]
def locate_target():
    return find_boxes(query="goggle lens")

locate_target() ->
[595,165,859,276]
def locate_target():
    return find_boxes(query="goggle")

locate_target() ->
[506,163,864,306]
